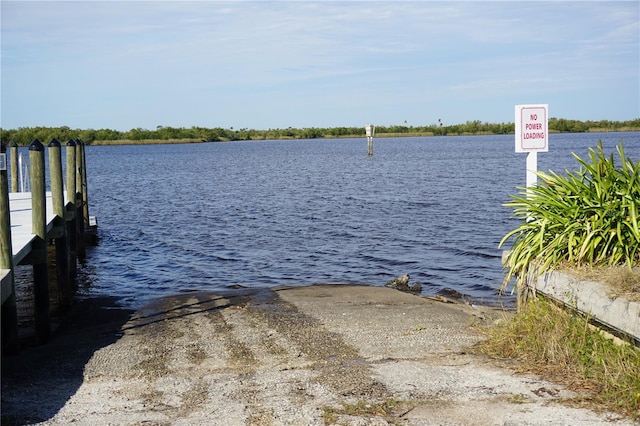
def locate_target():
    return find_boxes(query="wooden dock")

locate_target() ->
[0,192,57,305]
[1,139,94,353]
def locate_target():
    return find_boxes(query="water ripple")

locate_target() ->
[80,133,639,308]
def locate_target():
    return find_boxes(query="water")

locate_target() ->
[74,132,639,309]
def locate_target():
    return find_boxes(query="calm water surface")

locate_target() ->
[75,132,639,308]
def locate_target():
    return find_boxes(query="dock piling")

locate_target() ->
[74,140,85,255]
[29,139,51,343]
[78,140,91,235]
[9,142,18,193]
[48,139,71,307]
[1,143,20,354]
[66,140,78,281]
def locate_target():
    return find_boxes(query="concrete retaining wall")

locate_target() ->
[533,271,640,345]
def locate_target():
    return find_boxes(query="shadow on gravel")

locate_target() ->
[1,297,134,426]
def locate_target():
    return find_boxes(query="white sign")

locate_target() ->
[515,104,548,153]
[0,153,5,171]
[365,124,375,137]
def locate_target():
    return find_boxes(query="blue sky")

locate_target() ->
[1,1,638,131]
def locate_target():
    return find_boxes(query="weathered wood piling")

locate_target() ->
[29,139,51,343]
[49,139,71,308]
[66,140,78,280]
[1,139,95,352]
[0,143,20,353]
[9,142,19,193]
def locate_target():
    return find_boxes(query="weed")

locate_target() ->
[477,297,640,420]
[321,398,417,425]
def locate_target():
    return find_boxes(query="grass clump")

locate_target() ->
[321,398,416,425]
[500,141,640,294]
[477,297,640,420]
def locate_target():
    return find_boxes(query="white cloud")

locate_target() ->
[1,1,638,129]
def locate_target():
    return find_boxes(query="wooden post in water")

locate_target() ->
[1,143,20,353]
[48,138,71,307]
[74,140,85,256]
[79,140,90,231]
[29,139,50,343]
[9,142,18,193]
[66,140,78,281]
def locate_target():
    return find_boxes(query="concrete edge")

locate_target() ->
[533,271,640,345]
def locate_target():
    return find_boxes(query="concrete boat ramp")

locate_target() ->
[1,285,634,425]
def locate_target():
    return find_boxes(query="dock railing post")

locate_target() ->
[9,142,18,193]
[29,139,51,343]
[1,142,20,354]
[66,140,78,281]
[48,138,71,307]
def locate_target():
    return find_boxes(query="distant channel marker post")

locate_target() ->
[365,124,375,156]
[514,104,549,190]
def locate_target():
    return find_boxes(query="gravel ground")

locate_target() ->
[1,285,635,425]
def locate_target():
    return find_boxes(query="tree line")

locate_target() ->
[1,118,638,146]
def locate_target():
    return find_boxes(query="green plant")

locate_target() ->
[500,141,640,293]
[477,297,640,420]
[321,398,416,425]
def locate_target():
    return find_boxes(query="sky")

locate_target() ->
[1,1,638,131]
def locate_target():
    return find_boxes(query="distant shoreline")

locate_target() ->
[87,128,640,146]
[3,119,638,146]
